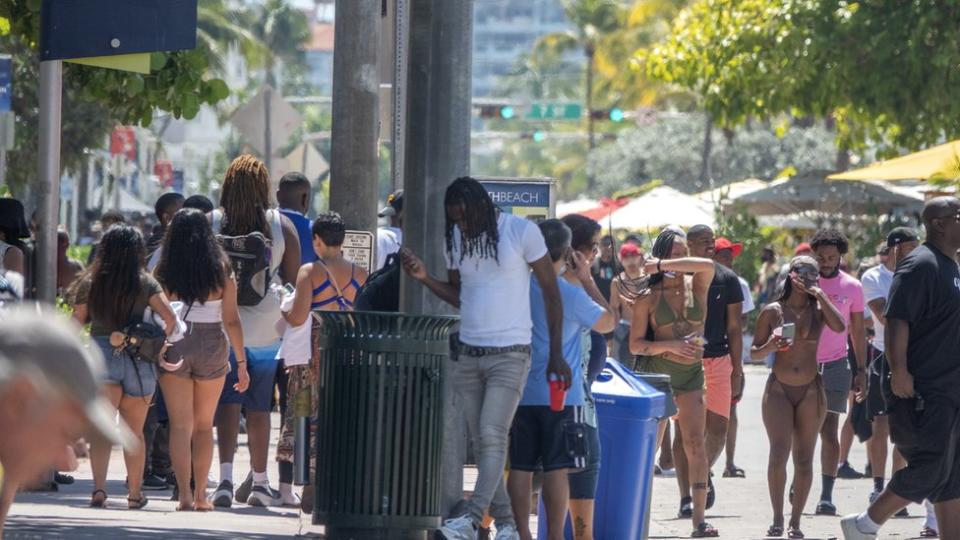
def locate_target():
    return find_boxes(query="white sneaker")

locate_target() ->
[247,484,283,507]
[660,467,677,478]
[492,523,520,540]
[841,514,877,540]
[439,515,478,540]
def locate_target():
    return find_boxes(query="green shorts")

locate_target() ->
[636,356,705,395]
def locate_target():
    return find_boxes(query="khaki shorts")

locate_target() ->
[164,322,230,380]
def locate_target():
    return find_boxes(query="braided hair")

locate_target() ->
[648,227,685,289]
[219,154,272,239]
[444,177,499,264]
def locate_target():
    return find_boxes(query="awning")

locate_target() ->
[828,140,960,181]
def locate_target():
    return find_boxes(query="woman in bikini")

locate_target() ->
[630,227,717,538]
[752,256,845,539]
[279,211,369,507]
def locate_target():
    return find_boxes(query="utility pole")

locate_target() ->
[36,60,62,304]
[400,0,474,519]
[329,0,380,234]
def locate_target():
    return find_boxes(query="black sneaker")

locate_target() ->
[235,473,253,504]
[54,473,75,485]
[895,507,910,518]
[142,473,169,491]
[247,484,283,507]
[212,480,233,508]
[679,496,693,518]
[837,461,864,479]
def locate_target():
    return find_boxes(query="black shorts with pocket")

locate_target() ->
[888,398,960,504]
[865,347,887,421]
[510,406,585,472]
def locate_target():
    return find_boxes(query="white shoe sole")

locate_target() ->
[247,492,282,507]
[840,515,876,540]
[212,491,232,508]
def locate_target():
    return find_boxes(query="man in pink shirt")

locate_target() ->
[812,229,868,517]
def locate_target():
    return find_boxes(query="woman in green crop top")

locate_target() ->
[630,227,717,538]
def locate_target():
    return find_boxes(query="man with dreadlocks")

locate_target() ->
[401,176,567,540]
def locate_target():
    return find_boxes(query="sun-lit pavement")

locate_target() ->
[6,366,927,539]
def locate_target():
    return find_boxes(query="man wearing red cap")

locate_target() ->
[609,243,645,365]
[713,237,755,479]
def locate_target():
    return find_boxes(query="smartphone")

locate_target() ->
[283,283,296,296]
[781,323,796,340]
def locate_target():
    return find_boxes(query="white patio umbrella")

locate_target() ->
[606,186,716,230]
[557,197,600,217]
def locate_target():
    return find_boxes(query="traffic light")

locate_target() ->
[478,105,517,119]
[520,131,547,142]
[590,108,626,122]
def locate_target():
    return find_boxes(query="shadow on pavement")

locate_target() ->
[4,514,299,539]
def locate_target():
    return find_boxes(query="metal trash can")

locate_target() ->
[313,312,459,539]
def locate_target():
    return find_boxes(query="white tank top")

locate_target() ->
[184,299,223,324]
[211,209,286,347]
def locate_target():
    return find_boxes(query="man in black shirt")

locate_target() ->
[842,197,960,540]
[673,224,744,514]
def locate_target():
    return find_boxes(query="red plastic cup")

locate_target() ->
[549,379,567,412]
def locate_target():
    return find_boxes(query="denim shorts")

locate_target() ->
[94,336,157,398]
[219,343,280,412]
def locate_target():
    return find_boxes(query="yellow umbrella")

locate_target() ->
[828,140,960,181]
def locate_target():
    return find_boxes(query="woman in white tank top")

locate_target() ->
[154,208,248,511]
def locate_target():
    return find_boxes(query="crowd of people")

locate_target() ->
[0,158,959,540]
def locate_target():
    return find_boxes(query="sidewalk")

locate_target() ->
[5,366,929,539]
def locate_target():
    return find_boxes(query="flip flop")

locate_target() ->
[90,489,107,508]
[691,522,719,538]
[920,525,939,538]
[787,526,804,539]
[127,494,149,510]
[723,465,746,478]
[766,525,784,537]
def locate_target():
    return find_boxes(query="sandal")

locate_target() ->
[920,525,939,538]
[765,525,783,537]
[90,489,107,508]
[787,526,804,539]
[678,496,693,518]
[127,494,149,510]
[691,522,719,538]
[723,465,746,478]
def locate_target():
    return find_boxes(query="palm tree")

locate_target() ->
[535,0,621,171]
[246,0,311,91]
[197,0,268,77]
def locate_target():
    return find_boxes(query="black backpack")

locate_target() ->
[355,253,401,312]
[217,231,272,306]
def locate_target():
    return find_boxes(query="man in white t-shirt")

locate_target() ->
[860,227,919,502]
[401,177,566,540]
[376,190,403,270]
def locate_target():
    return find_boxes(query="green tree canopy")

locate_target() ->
[644,0,960,152]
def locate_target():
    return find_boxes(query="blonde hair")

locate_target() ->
[219,154,272,238]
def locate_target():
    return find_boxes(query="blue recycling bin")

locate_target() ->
[537,358,666,540]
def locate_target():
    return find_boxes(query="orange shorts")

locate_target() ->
[703,355,733,419]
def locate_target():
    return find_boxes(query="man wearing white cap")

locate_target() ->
[376,190,404,271]
[0,308,138,533]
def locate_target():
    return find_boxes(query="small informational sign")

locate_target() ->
[479,177,555,222]
[171,169,185,194]
[341,230,375,273]
[0,55,11,113]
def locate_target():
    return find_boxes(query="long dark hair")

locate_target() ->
[220,154,272,238]
[155,209,227,306]
[648,227,684,289]
[88,225,147,329]
[444,177,499,263]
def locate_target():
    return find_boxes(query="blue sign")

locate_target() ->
[172,169,185,194]
[481,180,553,222]
[40,0,198,61]
[0,56,11,113]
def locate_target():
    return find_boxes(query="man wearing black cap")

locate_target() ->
[842,197,960,540]
[376,190,403,270]
[858,228,919,504]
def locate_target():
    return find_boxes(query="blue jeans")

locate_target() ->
[94,336,157,397]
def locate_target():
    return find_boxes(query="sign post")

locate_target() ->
[341,230,375,274]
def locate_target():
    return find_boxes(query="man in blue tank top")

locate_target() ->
[277,172,318,266]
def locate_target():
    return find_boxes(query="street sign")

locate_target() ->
[0,56,11,113]
[341,230,375,273]
[231,85,303,157]
[40,0,198,61]
[479,177,556,222]
[526,103,582,121]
